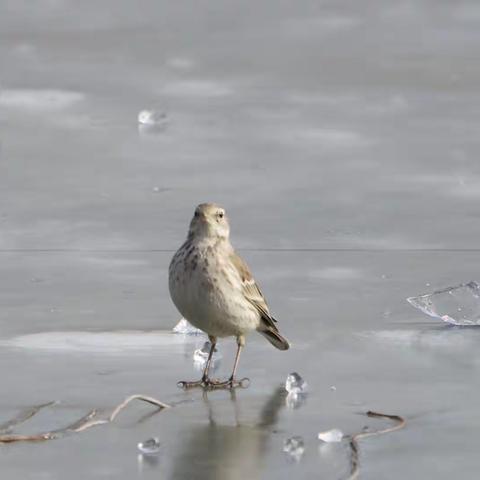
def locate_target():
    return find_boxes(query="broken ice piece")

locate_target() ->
[137,437,161,455]
[172,318,203,335]
[407,281,480,326]
[137,110,167,126]
[285,372,308,394]
[318,429,344,443]
[285,391,307,409]
[283,436,305,462]
[193,341,221,366]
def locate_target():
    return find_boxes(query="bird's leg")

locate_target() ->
[177,336,217,389]
[209,336,249,389]
[201,336,217,384]
[229,337,244,384]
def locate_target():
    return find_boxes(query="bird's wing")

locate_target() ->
[229,251,279,331]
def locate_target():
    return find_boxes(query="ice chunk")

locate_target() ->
[137,110,167,126]
[407,281,480,326]
[137,437,161,455]
[285,373,308,408]
[285,372,308,394]
[193,341,221,367]
[318,429,344,443]
[172,318,203,335]
[285,392,307,409]
[283,436,305,462]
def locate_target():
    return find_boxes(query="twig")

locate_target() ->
[0,433,52,443]
[109,394,170,422]
[0,394,171,444]
[347,410,406,480]
[0,401,56,433]
[61,409,107,433]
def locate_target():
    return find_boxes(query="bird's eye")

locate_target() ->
[194,211,199,218]
[218,211,224,219]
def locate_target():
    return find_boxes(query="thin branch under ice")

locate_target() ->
[0,394,171,444]
[0,401,56,434]
[109,394,171,422]
[347,410,406,480]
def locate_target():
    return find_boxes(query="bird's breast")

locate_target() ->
[169,244,259,336]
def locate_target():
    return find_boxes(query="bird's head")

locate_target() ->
[188,203,230,240]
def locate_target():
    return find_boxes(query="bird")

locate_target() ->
[169,203,290,389]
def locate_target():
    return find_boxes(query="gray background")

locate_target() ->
[1,1,480,478]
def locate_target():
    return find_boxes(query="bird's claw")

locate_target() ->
[204,377,250,390]
[177,377,250,390]
[177,380,205,389]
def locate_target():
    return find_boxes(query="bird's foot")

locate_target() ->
[205,377,250,390]
[177,376,250,390]
[177,379,206,389]
[177,375,223,389]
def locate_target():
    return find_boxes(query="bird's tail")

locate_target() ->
[259,328,290,351]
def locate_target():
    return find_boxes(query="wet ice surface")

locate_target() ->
[2,0,480,479]
[407,281,480,325]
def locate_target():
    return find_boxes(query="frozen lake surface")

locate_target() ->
[1,1,480,478]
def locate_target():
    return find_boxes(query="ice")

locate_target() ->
[407,281,480,326]
[283,436,305,462]
[193,341,221,367]
[0,331,190,353]
[285,392,307,409]
[137,437,161,455]
[0,89,84,110]
[137,110,167,126]
[285,372,308,394]
[318,429,344,443]
[166,57,195,70]
[161,80,232,97]
[172,318,203,335]
[285,373,308,407]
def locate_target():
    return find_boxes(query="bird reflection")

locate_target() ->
[170,386,286,480]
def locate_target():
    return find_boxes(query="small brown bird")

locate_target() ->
[169,203,289,388]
